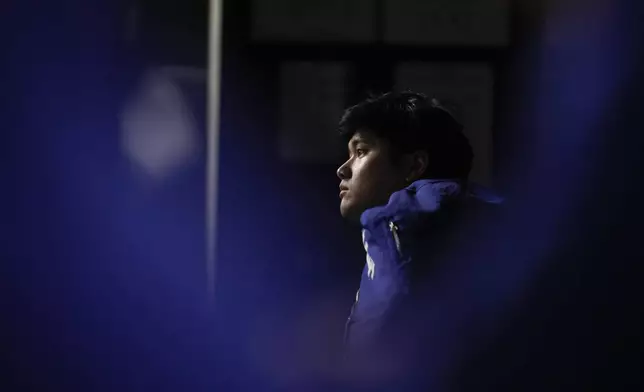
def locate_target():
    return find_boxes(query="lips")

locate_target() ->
[339,185,349,198]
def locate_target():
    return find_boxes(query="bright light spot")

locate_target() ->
[120,69,200,181]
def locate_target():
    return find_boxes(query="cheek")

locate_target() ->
[365,161,405,197]
[351,162,371,190]
[353,160,388,193]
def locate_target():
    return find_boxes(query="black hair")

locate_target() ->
[338,91,473,180]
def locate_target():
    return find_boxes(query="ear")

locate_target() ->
[404,150,429,183]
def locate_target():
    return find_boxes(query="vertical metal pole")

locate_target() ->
[207,0,223,304]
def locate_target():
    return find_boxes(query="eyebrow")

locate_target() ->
[350,134,373,146]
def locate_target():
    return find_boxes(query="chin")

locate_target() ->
[339,205,350,218]
[339,202,351,218]
[340,202,362,223]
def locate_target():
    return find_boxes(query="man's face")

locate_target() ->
[337,131,408,222]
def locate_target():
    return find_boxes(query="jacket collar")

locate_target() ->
[360,179,502,228]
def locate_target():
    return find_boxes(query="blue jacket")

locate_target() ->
[343,179,503,356]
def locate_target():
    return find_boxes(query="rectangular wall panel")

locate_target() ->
[279,62,351,163]
[252,0,376,43]
[385,0,510,46]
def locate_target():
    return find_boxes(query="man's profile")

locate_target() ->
[336,91,501,361]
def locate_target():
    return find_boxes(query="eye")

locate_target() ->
[355,148,367,157]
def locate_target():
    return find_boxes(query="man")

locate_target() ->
[336,91,502,368]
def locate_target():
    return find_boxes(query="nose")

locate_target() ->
[337,160,350,180]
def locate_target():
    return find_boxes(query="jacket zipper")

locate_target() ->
[389,221,403,258]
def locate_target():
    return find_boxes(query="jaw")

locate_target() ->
[340,198,361,223]
[341,197,374,224]
[339,198,352,219]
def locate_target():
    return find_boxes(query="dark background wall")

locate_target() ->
[11,0,643,390]
[56,0,528,384]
